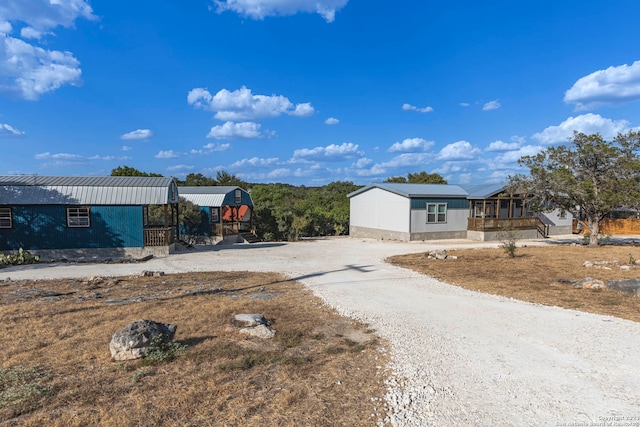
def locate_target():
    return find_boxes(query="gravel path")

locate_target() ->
[2,237,639,426]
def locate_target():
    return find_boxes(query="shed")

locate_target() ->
[0,175,180,258]
[347,183,573,241]
[178,186,255,242]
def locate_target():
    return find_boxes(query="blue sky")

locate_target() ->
[2,1,640,186]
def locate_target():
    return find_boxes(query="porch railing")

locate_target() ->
[144,227,175,247]
[467,217,538,231]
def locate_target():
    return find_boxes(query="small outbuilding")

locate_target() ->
[0,175,180,259]
[178,186,256,243]
[347,183,572,241]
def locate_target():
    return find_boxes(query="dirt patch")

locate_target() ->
[387,244,640,322]
[0,271,388,426]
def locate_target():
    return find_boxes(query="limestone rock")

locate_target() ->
[606,279,640,296]
[575,277,604,289]
[233,313,270,327]
[239,324,276,339]
[427,250,448,260]
[110,319,177,361]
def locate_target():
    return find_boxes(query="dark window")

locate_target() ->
[0,207,12,229]
[67,207,90,228]
[427,203,447,223]
[211,207,220,222]
[234,189,242,204]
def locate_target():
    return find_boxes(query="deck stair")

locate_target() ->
[239,232,261,243]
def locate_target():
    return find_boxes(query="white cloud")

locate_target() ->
[35,152,129,162]
[0,21,12,34]
[531,113,633,145]
[207,121,272,139]
[0,0,96,99]
[564,60,640,110]
[460,102,470,107]
[121,145,132,151]
[167,164,194,172]
[20,27,47,39]
[0,122,25,137]
[492,145,543,164]
[155,150,179,159]
[482,100,501,111]
[0,0,96,33]
[292,142,362,162]
[325,117,339,125]
[120,129,154,140]
[198,142,231,152]
[229,157,280,168]
[381,153,432,168]
[437,141,481,160]
[187,86,315,121]
[0,35,83,100]
[486,140,521,152]
[402,103,434,113]
[212,0,348,22]
[388,137,434,153]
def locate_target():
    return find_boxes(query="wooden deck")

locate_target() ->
[467,217,538,231]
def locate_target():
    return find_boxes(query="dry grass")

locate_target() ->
[388,243,640,322]
[0,271,388,426]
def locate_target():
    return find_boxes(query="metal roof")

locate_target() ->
[347,182,508,199]
[179,186,252,207]
[347,183,469,198]
[0,175,178,205]
[458,183,507,199]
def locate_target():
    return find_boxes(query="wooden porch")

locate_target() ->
[144,227,176,247]
[467,194,547,236]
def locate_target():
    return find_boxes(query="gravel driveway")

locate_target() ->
[2,237,639,426]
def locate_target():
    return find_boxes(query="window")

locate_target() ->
[211,207,220,222]
[0,207,12,229]
[67,207,90,228]
[234,189,242,204]
[427,203,447,224]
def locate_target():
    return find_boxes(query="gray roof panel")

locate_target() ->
[0,175,178,205]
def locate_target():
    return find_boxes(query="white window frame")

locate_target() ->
[0,207,12,229]
[67,207,91,228]
[427,203,447,224]
[211,207,220,222]
[234,189,242,204]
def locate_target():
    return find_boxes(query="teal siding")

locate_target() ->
[222,189,253,206]
[0,205,143,250]
[411,198,469,210]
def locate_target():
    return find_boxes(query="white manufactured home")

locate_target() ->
[347,183,573,241]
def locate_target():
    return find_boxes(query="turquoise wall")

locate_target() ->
[0,205,144,250]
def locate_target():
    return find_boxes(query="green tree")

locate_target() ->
[509,131,640,246]
[385,171,447,184]
[215,171,248,188]
[182,173,216,186]
[111,166,163,177]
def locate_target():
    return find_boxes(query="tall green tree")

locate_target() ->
[111,166,163,177]
[181,173,216,186]
[510,131,640,246]
[385,171,447,184]
[215,171,248,188]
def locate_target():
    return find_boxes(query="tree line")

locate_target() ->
[112,166,447,241]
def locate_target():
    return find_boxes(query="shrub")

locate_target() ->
[0,248,40,267]
[143,335,187,365]
[497,227,519,258]
[0,366,51,408]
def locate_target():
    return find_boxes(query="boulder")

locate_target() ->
[233,313,270,327]
[427,250,448,260]
[239,324,276,339]
[110,319,177,361]
[606,279,640,296]
[575,277,604,289]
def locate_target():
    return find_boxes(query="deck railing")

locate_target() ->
[144,227,175,247]
[467,217,538,231]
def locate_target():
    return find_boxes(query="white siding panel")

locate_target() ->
[350,188,410,233]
